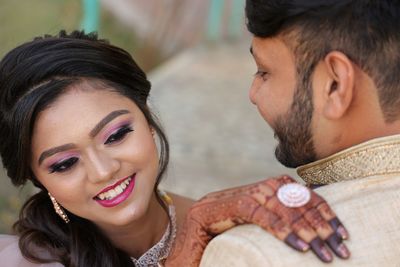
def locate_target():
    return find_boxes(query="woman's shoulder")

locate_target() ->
[0,234,63,267]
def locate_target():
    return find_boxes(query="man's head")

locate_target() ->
[246,0,400,167]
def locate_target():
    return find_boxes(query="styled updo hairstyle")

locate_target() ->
[0,30,169,266]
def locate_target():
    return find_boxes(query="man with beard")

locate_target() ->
[200,0,400,266]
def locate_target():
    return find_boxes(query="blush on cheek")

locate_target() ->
[147,136,159,155]
[140,136,159,166]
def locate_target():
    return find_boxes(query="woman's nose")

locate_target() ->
[85,149,120,183]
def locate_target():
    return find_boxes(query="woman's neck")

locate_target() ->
[99,192,170,258]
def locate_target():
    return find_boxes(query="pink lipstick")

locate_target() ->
[94,174,136,208]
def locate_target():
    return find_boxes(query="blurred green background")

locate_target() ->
[0,0,164,72]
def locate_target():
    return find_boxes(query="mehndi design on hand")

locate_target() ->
[165,175,349,267]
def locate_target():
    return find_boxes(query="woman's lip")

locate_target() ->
[94,175,136,208]
[95,175,132,196]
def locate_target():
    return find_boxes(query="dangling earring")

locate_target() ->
[151,128,156,138]
[48,192,70,223]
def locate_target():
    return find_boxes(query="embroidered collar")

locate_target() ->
[297,134,400,185]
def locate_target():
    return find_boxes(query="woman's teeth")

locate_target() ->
[97,177,132,200]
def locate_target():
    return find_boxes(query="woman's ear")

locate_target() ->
[320,51,355,120]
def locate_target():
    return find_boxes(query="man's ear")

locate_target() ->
[320,51,355,120]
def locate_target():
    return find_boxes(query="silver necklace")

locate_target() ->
[131,204,177,267]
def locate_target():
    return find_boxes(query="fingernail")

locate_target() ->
[285,234,310,252]
[337,244,350,258]
[296,239,310,252]
[320,246,333,262]
[337,226,349,240]
[311,238,333,263]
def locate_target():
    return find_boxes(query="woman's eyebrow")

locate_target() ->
[89,109,130,138]
[38,109,130,165]
[38,143,76,165]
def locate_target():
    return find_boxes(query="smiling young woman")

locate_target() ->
[0,31,349,266]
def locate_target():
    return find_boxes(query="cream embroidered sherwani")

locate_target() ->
[200,135,400,266]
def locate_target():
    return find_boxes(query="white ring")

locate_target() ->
[277,183,311,208]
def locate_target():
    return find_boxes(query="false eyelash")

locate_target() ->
[49,157,79,174]
[104,125,134,145]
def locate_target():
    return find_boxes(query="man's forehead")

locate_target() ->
[250,37,275,55]
[250,38,272,64]
[249,39,265,61]
[250,37,294,62]
[249,46,259,62]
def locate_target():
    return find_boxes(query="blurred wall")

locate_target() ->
[101,0,248,55]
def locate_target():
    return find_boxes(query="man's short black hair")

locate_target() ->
[246,0,400,121]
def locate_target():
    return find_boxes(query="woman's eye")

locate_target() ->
[49,157,79,174]
[104,125,133,145]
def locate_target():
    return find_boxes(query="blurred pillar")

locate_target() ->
[81,0,100,33]
[207,0,244,41]
[228,0,243,39]
[207,0,225,41]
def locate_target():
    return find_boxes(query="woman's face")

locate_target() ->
[30,82,159,229]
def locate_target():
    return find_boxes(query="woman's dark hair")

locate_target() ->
[245,0,400,121]
[0,30,170,266]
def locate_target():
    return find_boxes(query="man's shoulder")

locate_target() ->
[314,173,400,204]
[200,174,400,267]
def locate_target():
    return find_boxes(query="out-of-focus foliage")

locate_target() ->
[0,185,33,233]
[0,0,81,58]
[0,0,162,71]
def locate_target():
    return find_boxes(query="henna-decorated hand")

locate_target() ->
[165,175,350,267]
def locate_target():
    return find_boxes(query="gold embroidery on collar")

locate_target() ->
[297,135,400,184]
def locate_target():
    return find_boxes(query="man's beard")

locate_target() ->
[273,78,317,168]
